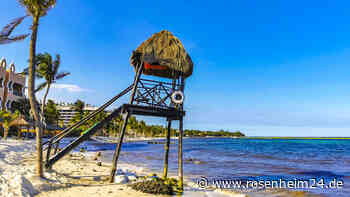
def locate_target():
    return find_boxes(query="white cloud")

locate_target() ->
[51,84,90,93]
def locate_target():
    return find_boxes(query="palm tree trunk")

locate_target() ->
[41,83,50,120]
[3,126,8,140]
[28,13,43,177]
[17,127,21,139]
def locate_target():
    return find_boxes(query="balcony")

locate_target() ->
[12,83,23,97]
[13,90,23,97]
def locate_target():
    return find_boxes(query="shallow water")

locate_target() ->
[53,137,350,197]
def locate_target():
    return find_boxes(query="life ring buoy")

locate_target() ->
[171,91,184,104]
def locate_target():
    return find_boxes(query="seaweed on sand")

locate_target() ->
[129,176,179,195]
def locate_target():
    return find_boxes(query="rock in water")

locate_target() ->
[114,175,128,184]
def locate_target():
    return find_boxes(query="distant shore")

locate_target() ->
[93,135,350,142]
[244,136,350,140]
[91,136,244,143]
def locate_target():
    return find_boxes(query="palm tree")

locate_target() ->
[70,99,85,128]
[44,99,59,126]
[73,99,85,117]
[11,98,31,120]
[139,120,146,137]
[18,0,57,177]
[0,16,29,45]
[0,110,20,139]
[33,53,70,119]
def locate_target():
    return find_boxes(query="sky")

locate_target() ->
[1,1,350,136]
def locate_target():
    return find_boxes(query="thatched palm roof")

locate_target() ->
[130,30,193,79]
[9,116,33,127]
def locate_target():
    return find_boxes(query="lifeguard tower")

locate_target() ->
[43,30,193,190]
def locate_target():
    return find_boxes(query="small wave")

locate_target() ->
[292,170,343,178]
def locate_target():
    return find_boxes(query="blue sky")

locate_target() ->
[1,1,350,136]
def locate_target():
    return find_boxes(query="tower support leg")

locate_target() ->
[109,112,130,183]
[178,117,184,191]
[53,141,59,154]
[109,61,143,183]
[46,143,52,163]
[163,120,172,178]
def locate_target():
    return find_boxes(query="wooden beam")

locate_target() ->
[109,111,130,182]
[163,120,172,178]
[45,108,122,168]
[178,117,184,191]
[109,62,143,183]
[178,76,185,191]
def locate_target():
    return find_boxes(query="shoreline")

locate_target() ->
[39,148,328,197]
[91,136,243,143]
[0,138,325,197]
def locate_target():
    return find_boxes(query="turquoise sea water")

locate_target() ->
[57,138,350,197]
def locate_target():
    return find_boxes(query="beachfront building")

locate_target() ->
[57,103,98,127]
[0,58,26,112]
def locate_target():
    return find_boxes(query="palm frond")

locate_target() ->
[0,16,29,45]
[0,34,29,45]
[34,81,48,93]
[13,110,20,119]
[20,67,43,78]
[18,0,57,16]
[47,53,53,73]
[43,0,57,12]
[53,54,60,75]
[18,0,37,15]
[0,16,27,37]
[36,53,52,80]
[19,67,29,75]
[54,71,70,80]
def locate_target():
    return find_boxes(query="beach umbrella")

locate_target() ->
[8,115,33,127]
[130,30,193,79]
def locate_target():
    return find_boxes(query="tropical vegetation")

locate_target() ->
[66,99,245,138]
[11,98,31,120]
[184,129,245,137]
[23,53,70,120]
[0,110,20,140]
[44,99,60,126]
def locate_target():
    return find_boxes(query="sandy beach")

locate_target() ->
[0,138,238,197]
[0,138,324,197]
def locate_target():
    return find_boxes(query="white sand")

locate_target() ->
[0,138,321,197]
[0,139,38,197]
[0,138,236,197]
